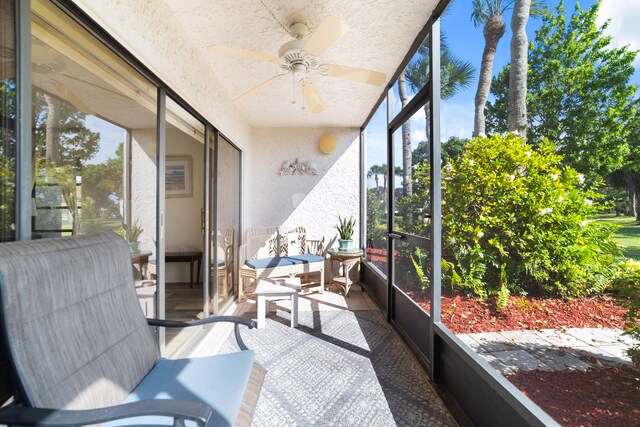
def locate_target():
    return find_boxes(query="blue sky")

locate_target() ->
[84,116,127,165]
[366,0,640,179]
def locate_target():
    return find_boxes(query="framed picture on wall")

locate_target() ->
[165,156,193,198]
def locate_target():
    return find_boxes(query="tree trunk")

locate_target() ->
[508,0,530,138]
[398,72,412,202]
[628,177,638,219]
[474,16,506,137]
[635,184,640,221]
[629,173,640,221]
[424,103,431,163]
[44,94,61,167]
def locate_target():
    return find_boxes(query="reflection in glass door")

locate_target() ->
[0,0,16,244]
[30,0,158,243]
[29,0,160,344]
[163,97,205,354]
[0,0,16,405]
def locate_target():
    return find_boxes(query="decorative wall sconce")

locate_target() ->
[319,134,337,154]
[280,158,319,176]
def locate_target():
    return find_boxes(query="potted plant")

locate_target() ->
[335,215,355,251]
[122,220,143,253]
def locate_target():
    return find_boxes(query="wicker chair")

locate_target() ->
[239,226,325,298]
[213,228,235,297]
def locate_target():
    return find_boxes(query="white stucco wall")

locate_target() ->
[250,128,360,248]
[130,129,157,255]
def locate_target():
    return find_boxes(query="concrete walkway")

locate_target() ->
[457,328,638,375]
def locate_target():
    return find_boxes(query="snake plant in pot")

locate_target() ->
[122,220,144,253]
[335,215,355,251]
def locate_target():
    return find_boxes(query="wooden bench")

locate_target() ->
[0,232,264,427]
[239,226,325,298]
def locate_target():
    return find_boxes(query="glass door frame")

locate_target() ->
[384,22,441,375]
[206,130,242,315]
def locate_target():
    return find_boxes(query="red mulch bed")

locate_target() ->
[408,292,638,425]
[434,294,628,334]
[506,365,640,427]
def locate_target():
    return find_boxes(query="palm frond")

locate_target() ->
[471,0,490,27]
[529,0,548,18]
[471,0,516,26]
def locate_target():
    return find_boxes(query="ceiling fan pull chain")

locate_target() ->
[301,77,306,111]
[291,73,296,104]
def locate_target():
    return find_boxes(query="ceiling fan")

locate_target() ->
[208,16,387,114]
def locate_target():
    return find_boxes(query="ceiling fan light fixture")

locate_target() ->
[289,22,309,39]
[291,63,307,74]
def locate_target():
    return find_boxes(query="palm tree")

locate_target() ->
[367,164,381,190]
[508,0,544,137]
[472,0,543,137]
[405,35,476,147]
[398,71,412,198]
[471,0,511,137]
[368,164,388,201]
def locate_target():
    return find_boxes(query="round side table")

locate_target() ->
[328,248,364,297]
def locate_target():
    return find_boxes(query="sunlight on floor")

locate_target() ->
[189,287,379,358]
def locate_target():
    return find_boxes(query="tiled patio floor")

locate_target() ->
[190,285,379,357]
[187,286,459,426]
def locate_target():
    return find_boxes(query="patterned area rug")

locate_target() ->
[219,309,458,426]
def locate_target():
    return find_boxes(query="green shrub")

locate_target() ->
[401,133,620,298]
[612,259,640,368]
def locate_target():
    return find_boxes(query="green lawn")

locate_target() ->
[79,218,123,235]
[596,214,640,260]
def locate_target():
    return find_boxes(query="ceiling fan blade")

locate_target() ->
[235,74,285,103]
[302,81,324,114]
[208,45,277,62]
[323,64,386,86]
[302,16,348,57]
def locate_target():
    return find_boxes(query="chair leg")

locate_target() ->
[257,295,266,329]
[291,293,298,328]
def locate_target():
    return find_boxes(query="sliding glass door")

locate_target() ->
[0,0,16,405]
[163,96,205,354]
[207,131,241,314]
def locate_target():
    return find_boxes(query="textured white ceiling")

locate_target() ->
[163,0,438,128]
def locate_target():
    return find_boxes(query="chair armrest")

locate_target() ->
[0,399,211,427]
[147,316,255,351]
